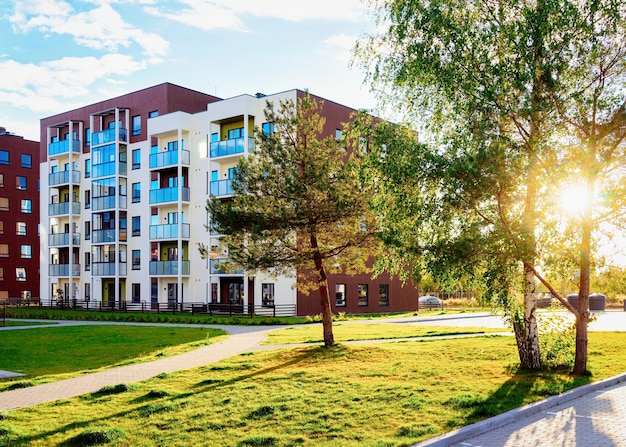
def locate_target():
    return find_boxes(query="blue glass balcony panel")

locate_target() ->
[91,128,127,146]
[149,187,190,204]
[49,170,81,186]
[92,161,127,178]
[210,179,234,196]
[149,223,190,240]
[49,202,81,216]
[49,232,81,246]
[92,229,118,243]
[49,264,81,277]
[210,259,244,275]
[210,137,254,158]
[48,139,81,157]
[149,260,190,275]
[91,262,127,276]
[149,150,190,169]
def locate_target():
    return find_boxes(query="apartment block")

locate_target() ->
[0,127,40,300]
[40,83,418,315]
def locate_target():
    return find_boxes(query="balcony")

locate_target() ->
[92,262,127,276]
[92,195,127,211]
[149,150,190,169]
[210,259,244,275]
[149,260,190,276]
[49,233,81,246]
[210,179,234,196]
[49,264,81,277]
[49,201,81,216]
[149,223,190,240]
[91,128,127,146]
[92,229,117,243]
[149,187,190,204]
[48,139,81,157]
[210,137,254,158]
[92,161,127,178]
[49,170,81,187]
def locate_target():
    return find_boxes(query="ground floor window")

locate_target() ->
[335,284,346,307]
[379,284,389,306]
[132,283,140,303]
[211,283,218,303]
[358,284,368,306]
[262,283,275,307]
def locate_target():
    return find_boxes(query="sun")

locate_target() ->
[558,184,591,215]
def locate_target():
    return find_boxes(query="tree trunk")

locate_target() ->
[514,265,542,369]
[310,231,334,346]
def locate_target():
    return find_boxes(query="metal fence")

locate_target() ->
[33,298,296,317]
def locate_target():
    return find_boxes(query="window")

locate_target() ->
[0,220,3,234]
[336,284,346,307]
[85,252,91,271]
[132,183,141,203]
[16,176,27,190]
[16,267,26,281]
[20,245,31,259]
[132,115,141,136]
[132,283,141,303]
[85,283,90,300]
[85,190,90,209]
[85,221,91,240]
[0,197,8,211]
[358,284,368,306]
[0,173,3,187]
[16,221,26,236]
[132,149,141,169]
[262,283,275,307]
[21,199,32,213]
[21,154,32,168]
[132,250,141,270]
[149,110,158,118]
[211,132,218,142]
[0,267,3,280]
[132,216,141,236]
[227,127,244,139]
[85,159,91,178]
[211,170,218,181]
[0,150,8,165]
[335,129,342,140]
[85,127,91,146]
[262,122,275,136]
[379,284,389,306]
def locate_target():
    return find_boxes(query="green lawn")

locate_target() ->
[0,325,224,387]
[2,332,626,446]
[265,323,507,344]
[2,321,57,327]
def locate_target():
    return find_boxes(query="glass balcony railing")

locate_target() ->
[49,170,81,186]
[149,260,190,275]
[149,187,190,204]
[91,195,126,211]
[49,264,81,277]
[149,150,190,169]
[210,259,244,275]
[210,137,254,158]
[92,229,118,243]
[149,223,190,240]
[91,262,127,276]
[92,161,127,178]
[210,179,234,196]
[91,128,127,146]
[49,233,81,246]
[48,139,81,156]
[49,202,81,216]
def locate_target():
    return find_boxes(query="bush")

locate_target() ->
[538,314,576,369]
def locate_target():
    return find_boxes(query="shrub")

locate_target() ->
[62,428,124,446]
[538,313,576,369]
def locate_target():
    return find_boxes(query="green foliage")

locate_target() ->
[92,383,135,397]
[61,428,124,446]
[538,314,576,369]
[6,381,34,390]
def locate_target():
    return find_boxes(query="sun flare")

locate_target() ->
[558,184,591,215]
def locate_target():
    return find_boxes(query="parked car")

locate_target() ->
[418,296,443,309]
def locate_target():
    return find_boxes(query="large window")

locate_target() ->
[0,197,8,211]
[21,199,32,213]
[358,284,368,306]
[132,182,141,202]
[16,221,26,236]
[335,284,346,307]
[16,268,26,281]
[132,216,141,236]
[132,283,141,303]
[379,284,389,306]
[0,244,8,257]
[262,283,275,307]
[21,154,32,168]
[132,115,141,136]
[132,149,141,169]
[227,127,244,139]
[16,176,26,190]
[0,150,8,165]
[20,245,32,259]
[132,250,141,270]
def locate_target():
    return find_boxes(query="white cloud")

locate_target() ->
[0,54,156,113]
[145,0,367,31]
[10,0,169,56]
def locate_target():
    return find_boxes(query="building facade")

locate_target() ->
[0,127,40,300]
[40,83,419,315]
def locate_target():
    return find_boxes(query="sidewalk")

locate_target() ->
[414,372,626,447]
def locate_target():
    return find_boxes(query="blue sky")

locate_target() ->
[0,0,378,141]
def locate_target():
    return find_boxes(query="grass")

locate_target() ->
[265,323,507,344]
[2,332,626,446]
[0,325,225,389]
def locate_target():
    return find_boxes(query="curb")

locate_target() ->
[412,371,626,447]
